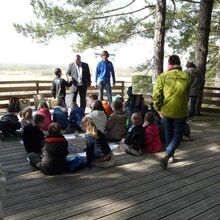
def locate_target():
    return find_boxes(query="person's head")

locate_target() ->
[92,100,105,111]
[168,55,181,66]
[113,95,123,103]
[48,122,62,136]
[56,99,65,107]
[186,62,196,69]
[54,68,62,77]
[131,112,142,125]
[38,101,49,109]
[20,107,33,120]
[101,50,109,61]
[34,114,45,128]
[89,93,98,101]
[112,100,123,111]
[75,54,81,65]
[144,112,155,125]
[81,116,98,138]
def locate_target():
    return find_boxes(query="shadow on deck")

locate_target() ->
[1,112,220,220]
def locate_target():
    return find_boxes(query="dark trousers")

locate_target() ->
[163,117,186,156]
[73,85,87,110]
[188,96,197,119]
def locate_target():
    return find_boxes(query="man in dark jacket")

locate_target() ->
[66,55,91,110]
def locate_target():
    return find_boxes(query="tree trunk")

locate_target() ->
[214,45,220,87]
[195,0,214,115]
[152,0,166,84]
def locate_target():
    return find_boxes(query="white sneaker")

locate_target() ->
[169,156,176,163]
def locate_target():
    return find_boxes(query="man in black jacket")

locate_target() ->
[66,55,91,110]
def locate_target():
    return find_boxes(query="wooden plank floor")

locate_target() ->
[1,113,220,220]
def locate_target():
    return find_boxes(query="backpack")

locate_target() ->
[8,96,21,113]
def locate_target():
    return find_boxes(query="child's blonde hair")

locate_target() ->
[20,107,33,120]
[131,112,142,125]
[81,117,98,138]
[144,112,155,124]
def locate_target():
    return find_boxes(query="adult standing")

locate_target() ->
[185,62,202,121]
[95,50,116,104]
[66,55,91,110]
[153,55,191,169]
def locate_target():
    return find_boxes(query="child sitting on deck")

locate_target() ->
[0,110,21,140]
[86,93,98,113]
[143,112,163,153]
[105,100,127,141]
[69,102,85,132]
[22,114,45,153]
[53,99,69,131]
[81,117,115,168]
[19,107,33,129]
[119,112,145,156]
[27,122,69,175]
[87,100,107,133]
[37,101,53,131]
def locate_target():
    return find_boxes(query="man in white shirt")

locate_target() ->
[66,55,91,110]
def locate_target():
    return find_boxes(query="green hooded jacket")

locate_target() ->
[153,68,191,118]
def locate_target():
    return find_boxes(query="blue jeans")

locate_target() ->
[98,80,112,103]
[188,96,197,119]
[163,117,186,156]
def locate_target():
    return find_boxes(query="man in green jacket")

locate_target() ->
[153,55,191,169]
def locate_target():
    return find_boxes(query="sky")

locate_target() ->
[0,0,154,69]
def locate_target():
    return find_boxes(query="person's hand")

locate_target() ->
[159,112,164,118]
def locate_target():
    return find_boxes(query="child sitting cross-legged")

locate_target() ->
[22,114,45,153]
[53,99,69,131]
[81,117,115,168]
[27,122,69,175]
[105,100,127,141]
[19,107,33,129]
[143,112,163,153]
[37,101,53,131]
[119,112,145,156]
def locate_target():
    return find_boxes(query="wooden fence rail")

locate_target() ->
[0,80,125,111]
[0,80,219,112]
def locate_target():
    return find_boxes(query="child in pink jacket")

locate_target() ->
[37,101,53,131]
[143,112,163,153]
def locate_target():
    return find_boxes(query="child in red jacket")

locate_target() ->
[143,112,163,153]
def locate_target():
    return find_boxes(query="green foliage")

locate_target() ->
[14,0,156,51]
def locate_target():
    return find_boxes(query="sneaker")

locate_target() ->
[169,156,176,163]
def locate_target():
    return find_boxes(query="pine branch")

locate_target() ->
[93,5,155,20]
[103,0,137,13]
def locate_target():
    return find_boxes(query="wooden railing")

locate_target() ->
[0,80,219,113]
[0,80,125,111]
[201,87,220,113]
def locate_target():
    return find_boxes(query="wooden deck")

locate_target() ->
[1,113,220,220]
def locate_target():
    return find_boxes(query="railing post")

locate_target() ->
[121,81,125,101]
[36,81,39,94]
